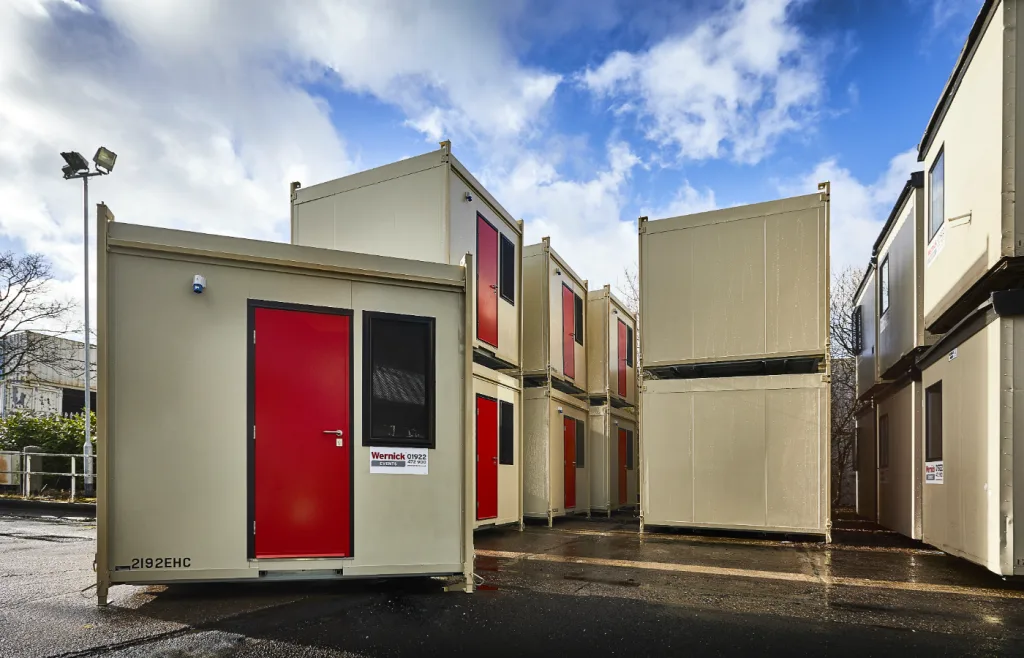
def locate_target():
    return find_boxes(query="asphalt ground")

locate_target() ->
[1,510,1022,657]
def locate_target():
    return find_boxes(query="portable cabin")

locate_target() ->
[586,286,636,408]
[472,364,522,528]
[289,141,524,530]
[853,266,878,521]
[916,0,1024,336]
[290,141,523,373]
[587,404,638,515]
[95,205,475,605]
[522,239,588,395]
[872,173,929,539]
[855,405,877,522]
[639,187,831,537]
[523,386,590,524]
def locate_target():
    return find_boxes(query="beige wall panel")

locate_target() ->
[765,387,822,530]
[522,389,550,518]
[877,381,922,539]
[293,165,447,263]
[921,321,1001,571]
[587,292,609,395]
[588,407,611,511]
[921,11,1005,322]
[107,242,465,579]
[522,250,547,374]
[855,272,877,398]
[692,390,766,527]
[642,193,826,367]
[856,408,877,521]
[641,388,693,525]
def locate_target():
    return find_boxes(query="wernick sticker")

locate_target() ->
[370,448,428,475]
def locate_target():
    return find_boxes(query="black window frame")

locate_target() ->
[499,233,515,305]
[878,414,890,469]
[575,418,585,469]
[574,292,584,346]
[499,400,514,465]
[626,429,635,470]
[929,147,945,240]
[362,311,436,449]
[926,382,943,462]
[852,305,863,354]
[626,324,634,367]
[879,255,890,317]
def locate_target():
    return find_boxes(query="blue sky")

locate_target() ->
[0,0,983,326]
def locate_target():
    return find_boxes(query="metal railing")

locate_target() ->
[0,451,96,502]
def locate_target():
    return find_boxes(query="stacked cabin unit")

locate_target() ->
[95,205,475,605]
[587,405,638,515]
[639,186,831,537]
[912,0,1024,575]
[289,142,525,530]
[853,265,879,521]
[471,364,522,528]
[523,386,591,524]
[869,173,931,540]
[585,286,638,514]
[521,239,590,524]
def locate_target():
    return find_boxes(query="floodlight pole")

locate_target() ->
[82,173,93,497]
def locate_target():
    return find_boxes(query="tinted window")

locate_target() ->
[879,414,889,469]
[626,430,634,469]
[500,234,515,305]
[363,313,434,448]
[929,149,945,239]
[626,325,634,367]
[499,400,514,465]
[879,256,890,316]
[575,419,585,468]
[926,383,943,461]
[573,293,584,346]
[852,306,863,354]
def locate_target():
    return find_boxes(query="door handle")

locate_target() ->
[323,429,344,436]
[323,429,344,446]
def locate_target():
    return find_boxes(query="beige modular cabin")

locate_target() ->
[523,386,590,524]
[95,205,475,604]
[854,264,878,400]
[875,381,923,539]
[639,188,829,373]
[291,141,524,372]
[642,374,830,536]
[586,286,636,407]
[855,405,877,522]
[588,404,638,515]
[917,0,1024,335]
[523,239,588,394]
[472,363,522,528]
[917,294,1024,575]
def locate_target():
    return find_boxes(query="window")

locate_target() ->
[626,325,634,367]
[363,312,435,448]
[929,148,945,239]
[852,306,863,354]
[626,430,635,469]
[879,256,890,317]
[499,234,515,305]
[879,414,890,469]
[574,293,584,346]
[926,383,943,461]
[499,400,514,465]
[575,418,585,468]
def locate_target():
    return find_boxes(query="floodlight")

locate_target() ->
[93,146,117,173]
[60,151,89,176]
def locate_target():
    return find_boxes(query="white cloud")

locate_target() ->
[581,0,821,164]
[780,148,919,274]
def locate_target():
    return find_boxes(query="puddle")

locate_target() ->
[563,573,641,588]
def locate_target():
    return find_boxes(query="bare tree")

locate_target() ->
[617,264,639,317]
[830,265,864,509]
[0,252,77,382]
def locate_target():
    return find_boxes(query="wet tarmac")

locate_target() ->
[1,510,1023,656]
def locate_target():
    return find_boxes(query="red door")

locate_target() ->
[476,395,498,520]
[564,416,576,509]
[253,306,351,558]
[562,284,575,379]
[477,215,499,348]
[618,429,628,506]
[617,320,628,397]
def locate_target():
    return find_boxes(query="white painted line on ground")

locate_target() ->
[475,549,1024,600]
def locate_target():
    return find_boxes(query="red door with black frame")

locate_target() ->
[618,429,628,506]
[617,320,628,397]
[253,305,351,558]
[562,284,575,379]
[476,395,498,521]
[564,416,576,510]
[477,215,499,348]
